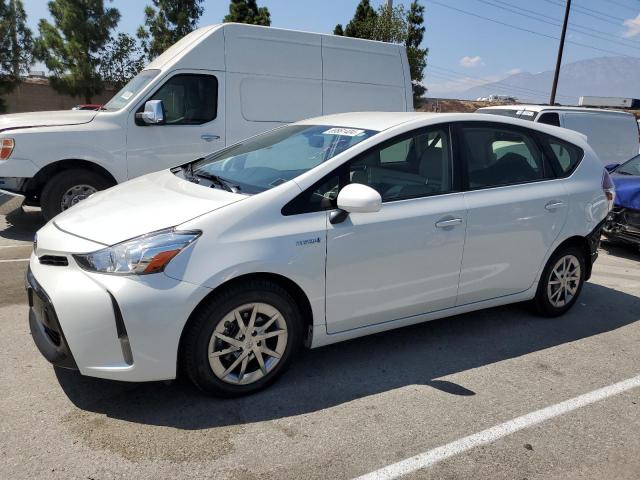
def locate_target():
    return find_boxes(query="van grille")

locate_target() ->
[39,255,69,267]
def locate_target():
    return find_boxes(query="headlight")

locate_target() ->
[73,228,201,275]
[0,138,15,160]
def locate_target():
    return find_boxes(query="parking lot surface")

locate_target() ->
[1,206,639,479]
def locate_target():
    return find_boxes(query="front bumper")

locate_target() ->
[603,207,640,245]
[26,267,77,369]
[27,225,211,382]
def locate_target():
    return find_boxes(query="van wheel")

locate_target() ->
[533,246,586,317]
[40,169,114,220]
[182,280,302,397]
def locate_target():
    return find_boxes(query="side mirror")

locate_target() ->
[604,163,620,172]
[337,183,381,213]
[135,100,165,125]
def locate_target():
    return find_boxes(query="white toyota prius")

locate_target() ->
[27,112,612,396]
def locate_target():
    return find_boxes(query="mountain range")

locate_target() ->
[449,57,640,104]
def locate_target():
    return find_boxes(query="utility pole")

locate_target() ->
[550,0,571,105]
[386,0,393,9]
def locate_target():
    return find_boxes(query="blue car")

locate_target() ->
[603,154,640,246]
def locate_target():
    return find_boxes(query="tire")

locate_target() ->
[40,169,114,221]
[182,280,303,397]
[533,245,586,317]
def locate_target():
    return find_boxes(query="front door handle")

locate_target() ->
[435,217,463,229]
[201,134,220,142]
[545,201,565,211]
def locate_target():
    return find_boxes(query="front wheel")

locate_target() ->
[182,280,302,397]
[40,169,114,220]
[533,246,586,317]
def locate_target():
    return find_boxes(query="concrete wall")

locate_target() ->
[4,80,115,113]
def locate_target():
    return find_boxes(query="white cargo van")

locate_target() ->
[0,23,413,219]
[477,105,640,166]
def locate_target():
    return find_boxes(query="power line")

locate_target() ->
[540,0,626,27]
[426,0,638,58]
[471,0,640,52]
[599,0,640,12]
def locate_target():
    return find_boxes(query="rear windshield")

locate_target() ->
[479,108,538,122]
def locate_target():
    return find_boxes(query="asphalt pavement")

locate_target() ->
[1,206,639,479]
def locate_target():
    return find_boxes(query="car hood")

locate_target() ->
[0,110,97,133]
[612,174,640,210]
[53,169,246,246]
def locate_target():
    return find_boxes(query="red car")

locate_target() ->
[71,104,103,111]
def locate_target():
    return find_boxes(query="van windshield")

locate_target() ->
[103,70,160,111]
[188,125,377,194]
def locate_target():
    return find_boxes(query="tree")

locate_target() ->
[137,0,204,61]
[35,0,120,103]
[0,0,33,112]
[406,1,428,103]
[339,0,377,39]
[224,0,271,26]
[370,3,407,43]
[99,33,145,90]
[333,24,344,36]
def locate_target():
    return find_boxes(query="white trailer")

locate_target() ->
[578,96,640,109]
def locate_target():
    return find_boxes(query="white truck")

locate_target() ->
[578,96,640,109]
[477,105,640,166]
[0,23,414,219]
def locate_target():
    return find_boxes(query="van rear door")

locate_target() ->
[561,112,639,165]
[125,69,225,179]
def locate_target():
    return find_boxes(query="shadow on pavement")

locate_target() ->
[600,240,640,262]
[54,281,640,429]
[0,207,45,242]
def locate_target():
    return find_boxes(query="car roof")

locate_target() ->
[478,104,633,116]
[294,111,591,149]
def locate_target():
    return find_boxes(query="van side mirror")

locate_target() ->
[135,100,166,125]
[333,183,381,223]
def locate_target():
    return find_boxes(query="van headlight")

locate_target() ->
[73,228,201,275]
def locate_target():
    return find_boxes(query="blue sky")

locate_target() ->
[21,0,640,97]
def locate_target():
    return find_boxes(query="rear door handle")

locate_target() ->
[435,217,463,229]
[201,134,220,142]
[545,201,565,211]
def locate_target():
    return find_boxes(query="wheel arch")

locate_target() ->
[177,272,314,375]
[548,235,593,280]
[24,159,118,204]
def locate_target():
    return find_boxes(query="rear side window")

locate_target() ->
[147,74,218,125]
[459,125,546,189]
[542,135,583,176]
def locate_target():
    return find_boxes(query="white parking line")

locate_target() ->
[0,245,31,249]
[0,258,30,263]
[354,374,640,480]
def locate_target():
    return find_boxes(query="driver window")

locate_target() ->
[348,127,453,202]
[147,74,218,125]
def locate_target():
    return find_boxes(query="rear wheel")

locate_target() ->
[182,280,302,397]
[40,169,114,220]
[533,246,586,317]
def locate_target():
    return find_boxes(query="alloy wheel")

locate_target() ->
[207,303,288,385]
[546,254,581,308]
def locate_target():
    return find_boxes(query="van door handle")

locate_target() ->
[545,201,565,211]
[435,217,463,229]
[201,134,220,142]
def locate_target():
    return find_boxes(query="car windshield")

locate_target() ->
[103,69,160,111]
[190,125,377,194]
[616,155,640,176]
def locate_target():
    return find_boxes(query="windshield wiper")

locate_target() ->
[194,171,241,193]
[616,170,632,175]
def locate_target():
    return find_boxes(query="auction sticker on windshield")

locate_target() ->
[323,128,366,136]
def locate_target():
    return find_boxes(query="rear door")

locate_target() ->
[455,122,568,305]
[126,70,225,179]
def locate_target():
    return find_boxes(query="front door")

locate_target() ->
[324,125,467,334]
[126,70,225,179]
